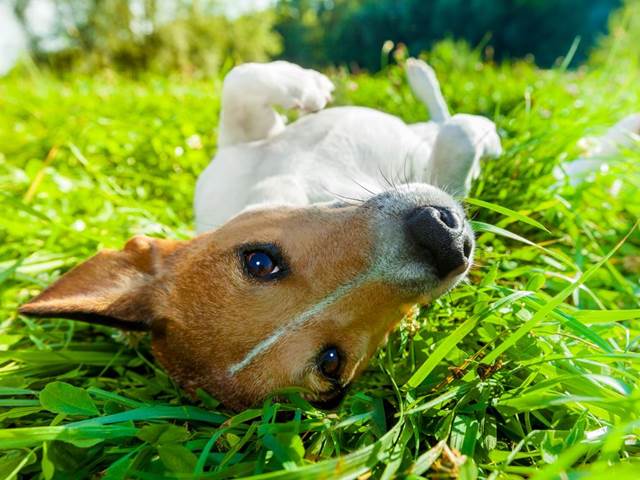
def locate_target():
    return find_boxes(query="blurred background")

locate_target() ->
[1,0,638,77]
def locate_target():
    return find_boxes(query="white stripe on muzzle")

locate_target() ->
[227,270,374,376]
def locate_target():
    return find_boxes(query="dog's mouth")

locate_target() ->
[306,385,350,410]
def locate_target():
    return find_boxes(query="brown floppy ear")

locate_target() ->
[19,236,184,331]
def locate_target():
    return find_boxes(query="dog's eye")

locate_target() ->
[244,251,280,278]
[317,347,342,379]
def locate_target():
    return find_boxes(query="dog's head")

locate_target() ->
[19,184,473,410]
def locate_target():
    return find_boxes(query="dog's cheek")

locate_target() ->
[149,320,240,406]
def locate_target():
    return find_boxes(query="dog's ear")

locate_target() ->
[19,236,184,330]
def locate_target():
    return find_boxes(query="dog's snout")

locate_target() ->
[405,206,472,278]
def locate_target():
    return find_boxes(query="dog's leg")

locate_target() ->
[428,115,502,196]
[405,59,501,196]
[406,58,450,123]
[218,61,334,147]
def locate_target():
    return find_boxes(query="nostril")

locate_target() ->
[433,206,461,230]
[405,205,472,278]
[463,236,472,258]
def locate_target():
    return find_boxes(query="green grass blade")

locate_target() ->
[478,221,638,367]
[406,290,534,388]
[68,406,227,427]
[574,309,640,323]
[0,425,138,449]
[466,197,550,232]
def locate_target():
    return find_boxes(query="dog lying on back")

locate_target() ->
[20,60,501,410]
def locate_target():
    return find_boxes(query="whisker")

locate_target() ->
[332,193,367,204]
[349,177,379,197]
[402,136,430,185]
[402,151,411,186]
[377,166,394,190]
[319,185,367,205]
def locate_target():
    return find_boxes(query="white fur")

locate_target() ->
[555,113,640,185]
[195,59,502,233]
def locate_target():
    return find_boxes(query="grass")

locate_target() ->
[1,40,639,479]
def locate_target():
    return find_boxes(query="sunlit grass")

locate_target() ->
[1,43,639,478]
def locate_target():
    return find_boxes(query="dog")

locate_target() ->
[19,59,501,410]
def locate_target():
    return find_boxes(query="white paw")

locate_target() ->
[269,61,334,112]
[406,58,442,102]
[406,58,438,84]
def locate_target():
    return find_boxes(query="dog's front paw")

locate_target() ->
[269,61,334,112]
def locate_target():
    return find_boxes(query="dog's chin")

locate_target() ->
[305,387,350,411]
[435,268,470,295]
[382,262,469,300]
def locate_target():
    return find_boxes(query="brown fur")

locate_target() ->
[20,203,449,410]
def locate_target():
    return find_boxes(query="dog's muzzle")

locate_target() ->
[363,184,473,288]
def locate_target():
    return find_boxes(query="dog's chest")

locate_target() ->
[195,107,431,232]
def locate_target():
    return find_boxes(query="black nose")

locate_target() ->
[405,206,472,278]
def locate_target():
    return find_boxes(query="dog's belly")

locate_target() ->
[195,107,432,232]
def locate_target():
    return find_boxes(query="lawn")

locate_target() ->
[1,41,639,479]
